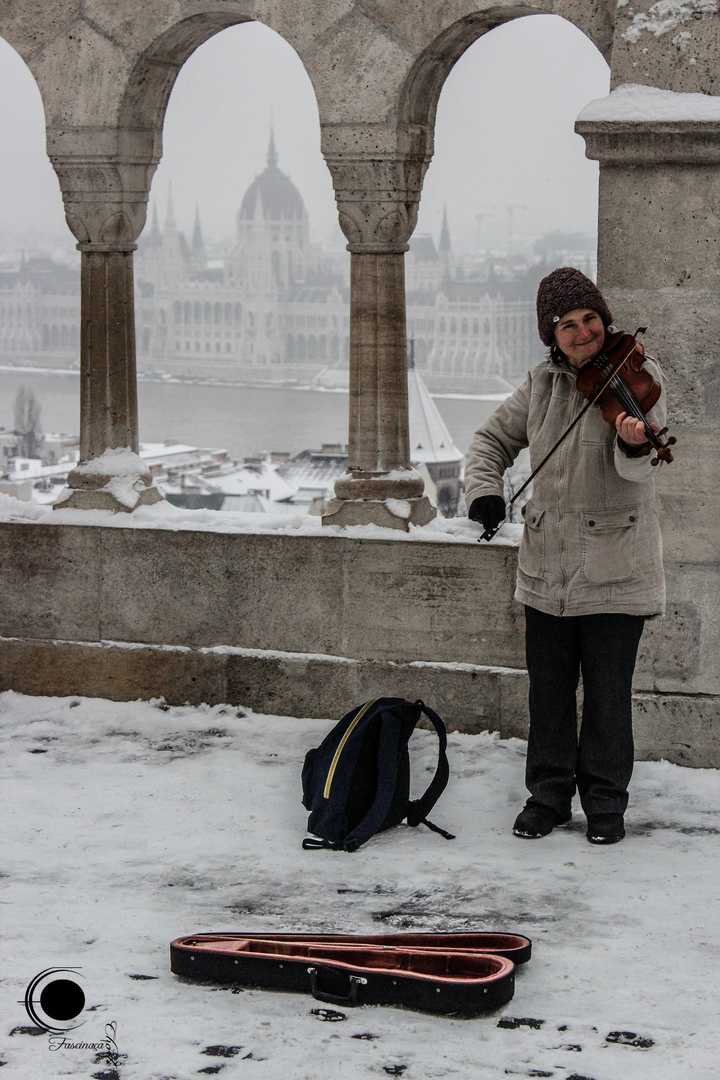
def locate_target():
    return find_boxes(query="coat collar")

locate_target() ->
[545,355,577,378]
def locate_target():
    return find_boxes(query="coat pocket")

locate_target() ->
[580,406,607,445]
[518,503,546,580]
[580,508,638,584]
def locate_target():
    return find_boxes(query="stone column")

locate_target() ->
[50,139,162,511]
[322,151,435,529]
[576,112,720,703]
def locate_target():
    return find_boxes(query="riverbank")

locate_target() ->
[0,363,513,402]
[0,371,502,461]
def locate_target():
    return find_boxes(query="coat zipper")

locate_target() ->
[323,698,378,799]
[557,384,578,615]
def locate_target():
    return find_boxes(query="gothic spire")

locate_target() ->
[267,126,278,169]
[191,204,204,253]
[439,204,452,255]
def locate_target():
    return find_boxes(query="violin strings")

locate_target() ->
[608,375,648,426]
[596,356,656,442]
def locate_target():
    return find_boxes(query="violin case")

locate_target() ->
[170,931,531,1015]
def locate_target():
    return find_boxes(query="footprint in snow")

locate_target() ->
[606,1029,654,1048]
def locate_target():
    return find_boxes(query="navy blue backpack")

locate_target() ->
[301,697,455,852]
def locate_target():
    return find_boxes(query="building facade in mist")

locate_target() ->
[405,220,546,392]
[135,134,349,384]
[134,142,546,391]
[0,256,79,365]
[1,138,557,391]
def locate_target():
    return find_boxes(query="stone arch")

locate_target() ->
[400,11,531,138]
[28,11,329,251]
[117,13,256,169]
[397,7,610,145]
[116,11,333,231]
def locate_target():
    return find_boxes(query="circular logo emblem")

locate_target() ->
[24,968,86,1033]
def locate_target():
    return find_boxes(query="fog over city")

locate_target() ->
[0,15,609,256]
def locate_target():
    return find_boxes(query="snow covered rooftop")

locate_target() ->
[277,449,347,492]
[407,364,463,465]
[2,690,719,1078]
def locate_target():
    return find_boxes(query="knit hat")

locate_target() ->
[536,266,613,346]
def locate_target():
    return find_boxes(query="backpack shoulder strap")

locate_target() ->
[341,707,404,852]
[406,702,453,835]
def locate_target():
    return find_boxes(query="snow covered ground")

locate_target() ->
[2,690,719,1080]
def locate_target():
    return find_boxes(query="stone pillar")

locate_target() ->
[50,140,162,511]
[78,247,139,461]
[322,151,435,529]
[576,112,720,701]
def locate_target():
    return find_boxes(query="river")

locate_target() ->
[0,369,502,461]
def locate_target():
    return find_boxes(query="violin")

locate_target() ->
[478,325,675,542]
[575,328,675,466]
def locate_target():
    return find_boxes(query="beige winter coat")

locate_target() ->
[464,355,666,617]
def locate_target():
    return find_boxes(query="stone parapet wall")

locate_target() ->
[0,522,523,666]
[0,522,717,767]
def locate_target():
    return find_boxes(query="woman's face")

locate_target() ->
[553,308,605,369]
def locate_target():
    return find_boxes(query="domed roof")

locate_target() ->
[239,132,306,222]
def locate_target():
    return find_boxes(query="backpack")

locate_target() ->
[301,697,455,852]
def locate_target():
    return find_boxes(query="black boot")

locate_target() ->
[513,803,572,839]
[586,813,625,845]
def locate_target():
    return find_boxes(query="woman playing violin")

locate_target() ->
[464,266,667,845]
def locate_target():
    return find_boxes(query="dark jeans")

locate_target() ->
[524,606,646,817]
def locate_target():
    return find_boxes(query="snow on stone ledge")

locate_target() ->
[0,492,521,546]
[578,83,720,123]
[72,447,150,478]
[618,0,718,44]
[65,447,153,509]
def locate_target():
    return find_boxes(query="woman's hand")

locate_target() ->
[469,495,506,532]
[615,411,658,446]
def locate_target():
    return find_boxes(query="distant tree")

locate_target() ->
[13,385,43,459]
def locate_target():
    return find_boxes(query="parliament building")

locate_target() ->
[2,136,547,393]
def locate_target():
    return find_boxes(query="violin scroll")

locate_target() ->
[649,428,676,466]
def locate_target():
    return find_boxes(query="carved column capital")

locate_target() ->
[48,129,160,250]
[325,154,431,253]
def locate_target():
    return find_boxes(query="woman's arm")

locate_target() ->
[464,376,532,507]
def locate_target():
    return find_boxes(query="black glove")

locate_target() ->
[469,495,506,532]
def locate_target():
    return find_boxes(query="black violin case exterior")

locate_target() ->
[170,931,531,1015]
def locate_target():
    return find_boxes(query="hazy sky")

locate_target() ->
[0,15,609,254]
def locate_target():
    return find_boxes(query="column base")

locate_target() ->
[322,495,436,531]
[54,484,163,513]
[53,448,164,513]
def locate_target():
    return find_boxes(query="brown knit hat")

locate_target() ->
[536,266,613,346]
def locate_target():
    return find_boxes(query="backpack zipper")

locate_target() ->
[323,698,378,799]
